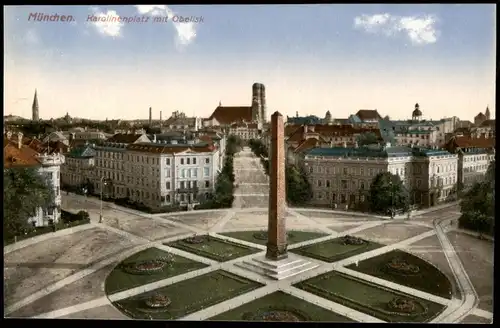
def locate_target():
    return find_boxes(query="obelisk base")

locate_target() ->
[265,243,288,261]
[236,254,319,280]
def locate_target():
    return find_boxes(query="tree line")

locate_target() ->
[195,135,243,209]
[458,161,495,235]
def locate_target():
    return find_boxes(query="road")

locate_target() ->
[232,147,269,208]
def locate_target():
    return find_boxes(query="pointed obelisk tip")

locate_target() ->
[272,111,282,117]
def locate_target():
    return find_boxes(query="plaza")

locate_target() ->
[3,147,493,323]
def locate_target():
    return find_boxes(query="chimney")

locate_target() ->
[153,134,157,143]
[17,132,23,149]
[149,107,152,125]
[160,111,162,125]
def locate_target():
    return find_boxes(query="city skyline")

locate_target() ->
[4,4,496,121]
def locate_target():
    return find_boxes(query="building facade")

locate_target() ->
[303,145,459,209]
[4,132,64,227]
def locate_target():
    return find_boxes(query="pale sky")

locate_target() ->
[4,4,496,121]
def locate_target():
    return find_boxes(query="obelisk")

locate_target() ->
[266,111,288,261]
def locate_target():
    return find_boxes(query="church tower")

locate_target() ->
[485,106,491,120]
[412,103,422,122]
[32,89,39,121]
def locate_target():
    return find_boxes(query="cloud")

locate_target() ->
[354,13,439,45]
[89,7,124,38]
[135,5,197,49]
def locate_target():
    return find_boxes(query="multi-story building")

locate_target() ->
[390,104,460,147]
[303,145,458,209]
[162,111,203,131]
[60,144,96,190]
[4,131,64,227]
[93,133,151,198]
[284,124,384,166]
[123,140,221,209]
[445,135,495,192]
[79,132,222,209]
[228,122,261,140]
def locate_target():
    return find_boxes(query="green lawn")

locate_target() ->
[166,235,261,262]
[219,230,328,246]
[113,270,263,320]
[346,249,453,299]
[209,291,355,322]
[105,247,208,294]
[291,236,384,262]
[294,270,445,323]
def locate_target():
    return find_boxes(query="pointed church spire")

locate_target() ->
[485,105,490,119]
[32,89,39,121]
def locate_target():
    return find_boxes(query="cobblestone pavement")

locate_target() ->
[3,148,492,323]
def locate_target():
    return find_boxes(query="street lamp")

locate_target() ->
[389,180,394,219]
[99,177,111,223]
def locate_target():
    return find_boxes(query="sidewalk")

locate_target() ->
[291,201,460,221]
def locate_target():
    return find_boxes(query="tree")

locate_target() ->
[3,167,55,240]
[369,172,409,215]
[286,165,312,205]
[356,132,380,146]
[226,135,243,156]
[459,161,495,234]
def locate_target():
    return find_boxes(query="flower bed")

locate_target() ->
[385,257,420,276]
[386,297,428,316]
[340,235,366,245]
[137,294,172,313]
[122,256,173,275]
[184,235,209,244]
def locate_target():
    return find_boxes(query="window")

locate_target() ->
[360,182,365,190]
[204,167,210,177]
[309,166,313,173]
[180,181,185,189]
[192,168,198,177]
[166,158,170,165]
[205,181,210,188]
[343,168,348,175]
[205,158,210,164]
[360,168,364,176]
[193,158,197,165]
[166,182,170,189]
[187,158,190,165]
[180,194,185,202]
[317,180,322,187]
[181,169,186,178]
[341,180,347,189]
[181,158,184,165]
[166,195,171,202]
[326,180,330,188]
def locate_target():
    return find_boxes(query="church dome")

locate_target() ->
[412,103,422,117]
